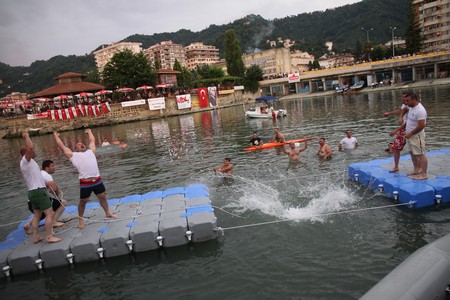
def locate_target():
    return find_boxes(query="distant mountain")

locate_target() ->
[0,0,410,98]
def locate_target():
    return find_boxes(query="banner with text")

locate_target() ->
[176,94,191,110]
[121,99,146,107]
[148,97,166,110]
[288,72,300,83]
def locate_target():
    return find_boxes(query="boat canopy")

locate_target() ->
[255,96,277,102]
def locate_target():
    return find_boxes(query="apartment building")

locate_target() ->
[414,0,450,52]
[185,42,220,70]
[290,50,315,72]
[93,42,142,73]
[144,41,186,70]
[243,48,292,79]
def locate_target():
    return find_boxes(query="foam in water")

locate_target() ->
[215,173,359,224]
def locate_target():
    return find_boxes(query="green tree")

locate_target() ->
[173,59,193,89]
[370,45,388,61]
[224,29,245,77]
[244,65,263,93]
[196,64,225,79]
[353,40,363,61]
[101,49,156,88]
[404,0,422,54]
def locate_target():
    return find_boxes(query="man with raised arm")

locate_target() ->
[23,159,67,234]
[284,141,307,161]
[20,133,62,243]
[54,129,117,229]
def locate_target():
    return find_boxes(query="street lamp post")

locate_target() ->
[390,26,397,57]
[361,27,374,61]
[361,27,373,42]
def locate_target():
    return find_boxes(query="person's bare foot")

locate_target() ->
[407,170,421,176]
[78,218,85,229]
[389,168,399,173]
[106,213,117,219]
[46,236,63,243]
[23,224,33,235]
[53,222,65,228]
[412,174,428,180]
[33,236,44,244]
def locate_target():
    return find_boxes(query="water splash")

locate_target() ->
[212,173,359,224]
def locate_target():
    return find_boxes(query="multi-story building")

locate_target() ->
[318,53,355,69]
[290,50,315,72]
[243,48,292,79]
[144,41,186,70]
[414,0,450,52]
[93,42,142,73]
[185,42,220,70]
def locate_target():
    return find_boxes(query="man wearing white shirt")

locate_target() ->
[404,93,428,180]
[54,128,117,229]
[338,130,358,151]
[20,133,62,243]
[23,160,67,234]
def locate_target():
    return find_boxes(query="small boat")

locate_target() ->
[245,96,287,118]
[350,80,365,91]
[335,84,349,94]
[245,106,287,118]
[243,137,314,151]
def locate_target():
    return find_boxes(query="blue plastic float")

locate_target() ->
[0,184,219,278]
[348,148,450,208]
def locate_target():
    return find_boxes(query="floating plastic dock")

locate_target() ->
[348,148,450,208]
[0,184,219,278]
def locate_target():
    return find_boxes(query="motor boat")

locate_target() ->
[245,106,287,118]
[350,80,365,91]
[245,95,287,118]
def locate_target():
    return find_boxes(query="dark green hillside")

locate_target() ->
[0,0,410,98]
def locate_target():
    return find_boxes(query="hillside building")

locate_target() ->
[414,0,450,52]
[243,48,292,79]
[93,42,143,73]
[290,50,315,72]
[318,53,355,69]
[144,41,186,70]
[185,42,220,70]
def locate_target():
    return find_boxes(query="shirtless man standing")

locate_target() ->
[317,138,333,160]
[271,128,285,143]
[284,142,307,161]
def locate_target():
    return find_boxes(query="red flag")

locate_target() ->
[198,87,208,108]
[71,106,77,118]
[78,105,85,116]
[88,106,93,116]
[64,108,71,120]
[95,105,101,116]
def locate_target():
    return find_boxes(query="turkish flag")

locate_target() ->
[198,87,208,108]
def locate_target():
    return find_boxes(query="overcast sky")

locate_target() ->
[0,0,360,67]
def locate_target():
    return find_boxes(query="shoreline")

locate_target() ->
[1,77,449,139]
[280,77,450,100]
